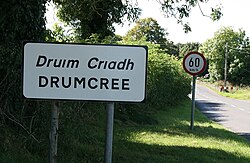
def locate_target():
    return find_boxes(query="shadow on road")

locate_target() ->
[196,99,250,142]
[196,100,228,123]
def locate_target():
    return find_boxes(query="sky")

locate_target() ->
[46,0,250,44]
[114,0,250,43]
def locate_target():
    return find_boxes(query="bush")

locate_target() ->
[147,50,191,108]
[122,39,191,108]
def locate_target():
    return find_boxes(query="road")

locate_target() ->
[195,84,250,141]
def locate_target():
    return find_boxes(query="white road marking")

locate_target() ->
[202,95,209,98]
[231,105,236,108]
[239,108,245,111]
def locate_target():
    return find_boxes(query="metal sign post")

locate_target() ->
[49,101,60,163]
[183,52,206,130]
[190,76,196,130]
[105,102,115,163]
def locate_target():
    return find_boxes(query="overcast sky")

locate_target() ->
[114,0,250,43]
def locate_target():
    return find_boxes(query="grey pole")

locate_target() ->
[105,102,115,163]
[190,76,196,130]
[224,43,228,91]
[49,101,60,163]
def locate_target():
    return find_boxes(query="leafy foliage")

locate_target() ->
[210,6,223,21]
[159,0,222,32]
[123,18,181,56]
[164,41,179,56]
[199,27,250,85]
[53,0,141,40]
[147,49,191,107]
[45,23,75,42]
[0,1,47,44]
[0,0,48,156]
[177,42,200,58]
[228,37,250,85]
[121,39,191,108]
[124,17,167,44]
[52,0,222,40]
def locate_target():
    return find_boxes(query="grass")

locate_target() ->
[198,80,250,100]
[1,100,250,162]
[112,100,250,162]
[218,88,250,100]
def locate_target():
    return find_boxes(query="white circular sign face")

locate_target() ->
[183,52,206,76]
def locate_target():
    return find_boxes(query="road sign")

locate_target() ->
[23,42,148,102]
[183,51,206,76]
[182,51,206,130]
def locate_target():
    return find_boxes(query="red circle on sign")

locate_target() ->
[183,51,207,76]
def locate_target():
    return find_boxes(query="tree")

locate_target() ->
[124,18,183,56]
[178,42,200,58]
[124,17,167,44]
[53,0,222,41]
[158,0,222,32]
[0,0,48,149]
[199,27,250,85]
[0,1,46,44]
[0,0,47,109]
[165,41,179,56]
[53,0,141,40]
[45,23,75,42]
[228,32,250,85]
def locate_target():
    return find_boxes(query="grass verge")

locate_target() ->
[112,100,250,162]
[218,88,250,100]
[1,100,250,162]
[198,80,250,100]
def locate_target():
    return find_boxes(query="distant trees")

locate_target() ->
[228,33,250,85]
[124,17,182,56]
[200,27,250,85]
[124,18,167,44]
[178,42,200,58]
[123,18,203,58]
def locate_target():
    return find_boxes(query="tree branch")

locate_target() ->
[3,111,40,143]
[197,1,211,19]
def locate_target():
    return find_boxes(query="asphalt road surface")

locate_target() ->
[195,84,250,141]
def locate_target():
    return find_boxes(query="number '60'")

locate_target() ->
[189,58,200,67]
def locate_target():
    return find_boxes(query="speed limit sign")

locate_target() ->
[183,51,207,130]
[183,51,207,76]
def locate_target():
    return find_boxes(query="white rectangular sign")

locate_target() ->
[23,42,147,102]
